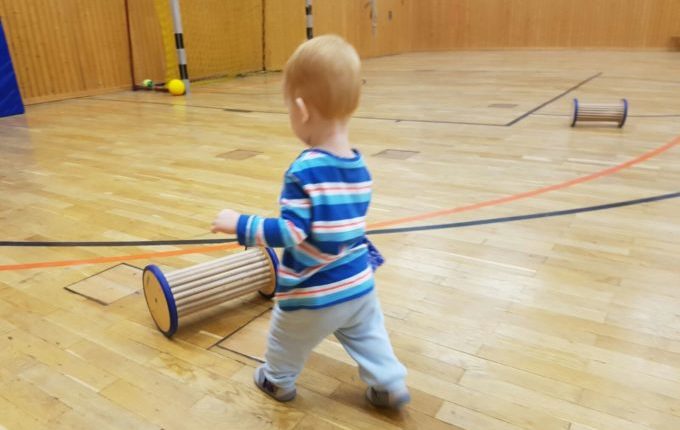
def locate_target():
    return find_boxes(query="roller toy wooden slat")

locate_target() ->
[571,98,628,127]
[142,247,278,337]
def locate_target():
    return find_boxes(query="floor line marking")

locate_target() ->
[0,137,678,271]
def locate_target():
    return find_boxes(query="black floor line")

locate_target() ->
[222,108,505,127]
[2,192,677,247]
[627,114,680,118]
[92,98,506,126]
[92,97,227,111]
[367,191,680,235]
[0,238,238,247]
[598,75,680,85]
[504,72,602,126]
[535,113,680,118]
[67,71,680,128]
[94,72,606,128]
[354,115,503,126]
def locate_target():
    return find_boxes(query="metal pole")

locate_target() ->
[123,0,137,90]
[169,0,190,93]
[305,0,313,39]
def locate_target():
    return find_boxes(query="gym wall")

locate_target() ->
[2,0,678,104]
[0,0,131,104]
[268,0,680,69]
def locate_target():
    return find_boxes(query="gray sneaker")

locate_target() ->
[253,366,296,402]
[366,387,411,410]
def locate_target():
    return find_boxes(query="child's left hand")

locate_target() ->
[211,209,240,234]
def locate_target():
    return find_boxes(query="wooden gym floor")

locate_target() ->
[1,50,679,430]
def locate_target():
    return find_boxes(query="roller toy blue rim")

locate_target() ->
[571,98,579,127]
[143,264,178,338]
[619,98,628,128]
[260,247,279,299]
[265,247,279,272]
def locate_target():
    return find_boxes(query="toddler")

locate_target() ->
[211,35,410,410]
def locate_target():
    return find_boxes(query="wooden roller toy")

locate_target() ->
[142,247,278,337]
[571,98,628,128]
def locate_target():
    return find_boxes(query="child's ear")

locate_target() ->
[295,97,310,123]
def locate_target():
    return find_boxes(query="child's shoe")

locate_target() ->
[366,386,411,410]
[253,366,296,402]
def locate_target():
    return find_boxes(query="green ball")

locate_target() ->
[142,79,153,88]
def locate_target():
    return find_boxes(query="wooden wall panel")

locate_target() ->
[314,0,370,56]
[312,0,680,57]
[424,0,680,49]
[2,0,679,104]
[0,0,132,104]
[128,0,267,83]
[408,0,467,50]
[371,0,412,56]
[127,0,166,84]
[75,1,133,88]
[264,0,306,71]
[314,0,414,57]
[0,0,266,102]
[651,0,680,46]
[181,0,263,80]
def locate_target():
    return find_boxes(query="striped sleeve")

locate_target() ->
[236,173,311,248]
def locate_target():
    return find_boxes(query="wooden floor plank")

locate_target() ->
[19,363,158,430]
[1,50,679,429]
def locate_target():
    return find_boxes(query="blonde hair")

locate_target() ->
[283,35,361,120]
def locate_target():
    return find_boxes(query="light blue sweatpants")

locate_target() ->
[262,290,407,392]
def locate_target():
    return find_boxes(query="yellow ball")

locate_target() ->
[167,79,185,96]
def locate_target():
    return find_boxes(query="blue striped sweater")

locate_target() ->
[236,148,374,311]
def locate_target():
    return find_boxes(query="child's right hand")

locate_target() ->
[211,209,240,234]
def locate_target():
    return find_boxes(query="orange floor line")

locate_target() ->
[369,135,680,229]
[0,135,677,272]
[0,243,241,271]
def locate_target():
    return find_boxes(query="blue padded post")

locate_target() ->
[0,18,24,118]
